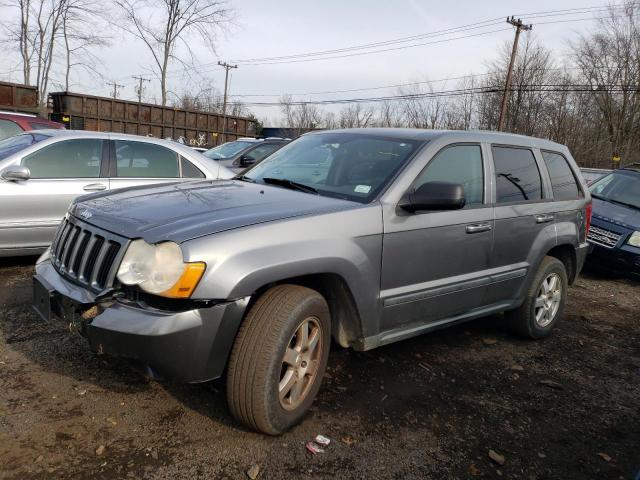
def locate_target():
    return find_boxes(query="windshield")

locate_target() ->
[0,133,49,161]
[203,140,255,160]
[589,170,640,210]
[243,132,421,203]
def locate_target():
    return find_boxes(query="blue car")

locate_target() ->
[586,165,640,273]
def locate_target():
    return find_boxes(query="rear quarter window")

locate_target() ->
[542,151,582,200]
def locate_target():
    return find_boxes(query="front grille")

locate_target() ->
[50,216,126,293]
[587,225,622,249]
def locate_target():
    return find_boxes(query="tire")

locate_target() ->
[226,285,331,435]
[505,256,568,339]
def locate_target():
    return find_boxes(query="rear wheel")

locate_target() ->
[506,256,568,339]
[226,285,330,434]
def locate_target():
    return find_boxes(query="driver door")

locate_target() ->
[380,143,494,331]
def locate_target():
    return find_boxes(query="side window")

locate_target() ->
[181,156,205,178]
[542,151,581,200]
[22,139,102,178]
[413,144,484,205]
[115,140,179,178]
[493,146,542,203]
[248,143,281,162]
[0,119,23,141]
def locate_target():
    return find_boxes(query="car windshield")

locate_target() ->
[0,133,49,161]
[589,170,640,210]
[203,140,255,160]
[243,132,421,203]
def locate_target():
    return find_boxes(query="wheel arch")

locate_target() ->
[248,273,364,349]
[546,243,578,284]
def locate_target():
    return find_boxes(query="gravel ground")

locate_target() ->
[0,257,639,480]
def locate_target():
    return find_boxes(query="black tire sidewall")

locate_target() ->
[262,293,331,434]
[526,258,568,338]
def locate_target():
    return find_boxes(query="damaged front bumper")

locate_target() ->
[33,258,249,383]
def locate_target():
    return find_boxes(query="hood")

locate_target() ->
[70,180,360,244]
[592,197,640,230]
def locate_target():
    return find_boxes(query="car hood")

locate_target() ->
[70,180,360,243]
[592,197,640,230]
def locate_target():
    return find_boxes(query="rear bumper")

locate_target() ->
[575,241,590,281]
[34,259,249,383]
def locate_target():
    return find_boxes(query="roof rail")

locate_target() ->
[0,110,37,117]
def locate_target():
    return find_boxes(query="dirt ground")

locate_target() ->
[0,257,638,480]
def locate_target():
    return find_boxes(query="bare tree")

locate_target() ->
[571,0,640,167]
[114,0,232,106]
[61,0,109,91]
[338,103,374,128]
[279,95,323,136]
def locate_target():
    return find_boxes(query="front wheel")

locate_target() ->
[226,285,331,435]
[506,256,568,339]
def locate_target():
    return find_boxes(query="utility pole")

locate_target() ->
[133,75,151,103]
[497,16,532,131]
[106,81,125,99]
[218,61,238,144]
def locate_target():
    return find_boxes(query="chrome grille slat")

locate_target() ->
[77,235,97,282]
[54,222,72,264]
[90,239,110,287]
[62,226,81,270]
[71,231,91,275]
[587,225,622,249]
[48,217,127,293]
[84,236,104,284]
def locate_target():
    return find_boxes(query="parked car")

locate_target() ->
[581,167,612,185]
[33,129,591,434]
[203,137,289,172]
[586,164,640,273]
[0,111,64,141]
[0,130,234,257]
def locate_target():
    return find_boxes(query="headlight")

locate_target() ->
[628,231,640,248]
[117,240,205,298]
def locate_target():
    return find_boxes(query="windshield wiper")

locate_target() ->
[234,174,256,183]
[262,177,318,194]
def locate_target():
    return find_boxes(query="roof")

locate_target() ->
[15,129,203,156]
[312,128,568,150]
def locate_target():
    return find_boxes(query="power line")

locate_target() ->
[161,11,629,78]
[228,4,627,65]
[227,84,639,107]
[227,66,622,99]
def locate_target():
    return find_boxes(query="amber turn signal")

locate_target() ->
[161,262,206,298]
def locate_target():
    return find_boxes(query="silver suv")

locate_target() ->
[33,129,591,434]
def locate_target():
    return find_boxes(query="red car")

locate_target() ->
[0,111,64,141]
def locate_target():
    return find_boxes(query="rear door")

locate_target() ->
[484,145,556,305]
[108,139,183,189]
[0,138,108,250]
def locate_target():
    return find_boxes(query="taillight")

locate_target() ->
[585,202,592,236]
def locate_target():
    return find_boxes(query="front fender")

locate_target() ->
[182,205,384,336]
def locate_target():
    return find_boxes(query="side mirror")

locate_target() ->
[1,165,30,182]
[399,181,465,212]
[240,154,257,167]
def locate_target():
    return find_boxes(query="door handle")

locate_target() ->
[535,214,554,224]
[83,183,107,192]
[466,223,492,234]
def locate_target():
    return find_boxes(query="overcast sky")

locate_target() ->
[0,0,613,124]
